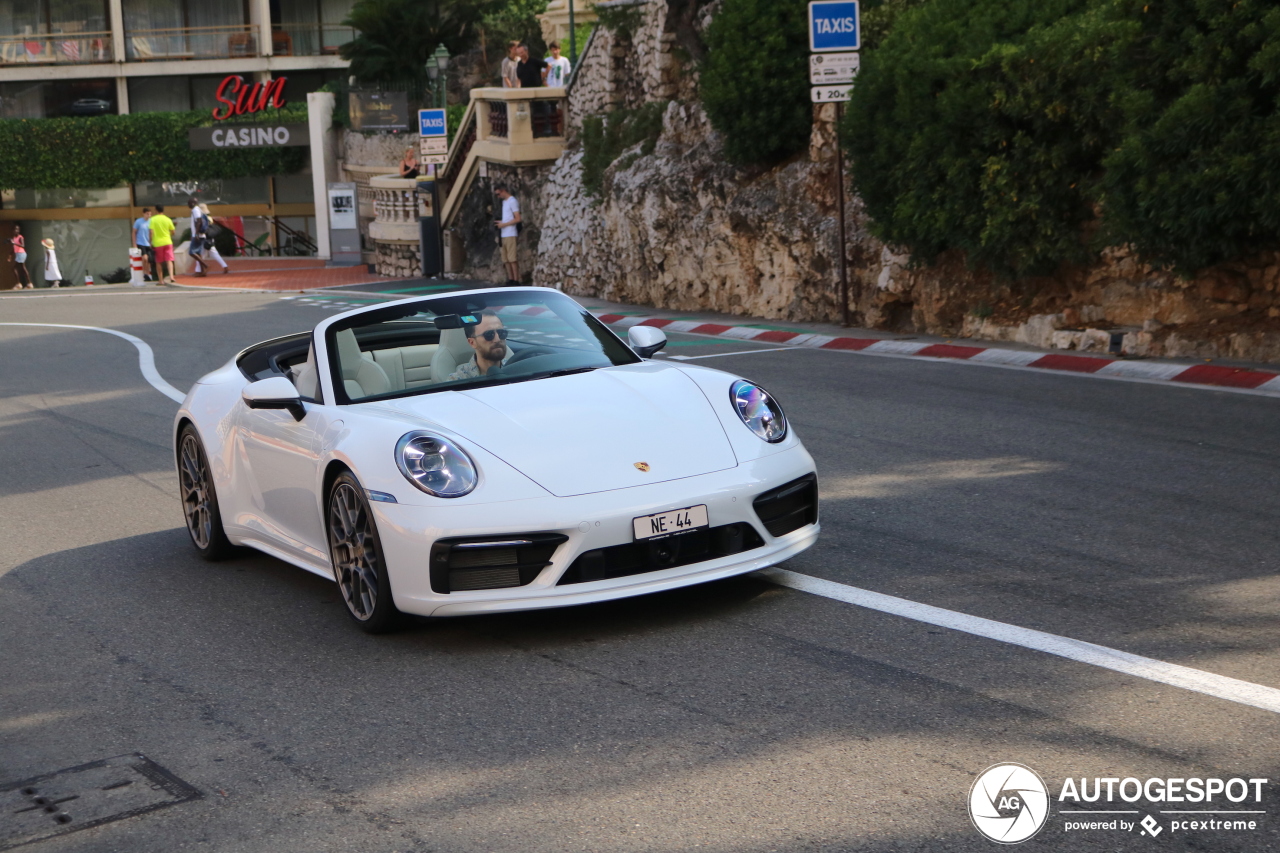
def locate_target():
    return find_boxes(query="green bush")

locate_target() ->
[0,108,309,191]
[845,0,1280,277]
[700,0,810,164]
[844,0,1103,277]
[1098,0,1280,273]
[580,101,669,198]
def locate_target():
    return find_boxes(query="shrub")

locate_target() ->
[843,0,1104,277]
[1099,0,1280,273]
[0,108,309,190]
[580,101,669,198]
[700,0,810,164]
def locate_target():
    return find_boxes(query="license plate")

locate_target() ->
[633,504,709,541]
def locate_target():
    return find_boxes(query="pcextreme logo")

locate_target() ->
[969,763,1270,843]
[968,763,1050,844]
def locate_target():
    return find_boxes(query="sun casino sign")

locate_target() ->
[187,75,308,150]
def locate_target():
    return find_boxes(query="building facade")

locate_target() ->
[0,0,353,285]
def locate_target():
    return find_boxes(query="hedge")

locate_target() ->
[0,107,310,191]
[700,0,811,164]
[845,0,1280,277]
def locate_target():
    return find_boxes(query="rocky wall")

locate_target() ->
[453,163,552,285]
[341,130,417,168]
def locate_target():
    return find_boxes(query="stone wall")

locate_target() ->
[454,163,553,285]
[341,129,417,168]
[374,241,420,278]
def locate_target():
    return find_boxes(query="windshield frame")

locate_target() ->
[322,288,643,406]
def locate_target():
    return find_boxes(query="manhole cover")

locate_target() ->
[0,753,200,850]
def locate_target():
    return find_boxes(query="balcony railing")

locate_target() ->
[270,24,354,57]
[125,25,258,61]
[0,31,113,65]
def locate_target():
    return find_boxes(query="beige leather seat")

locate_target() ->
[290,344,320,400]
[431,328,476,381]
[372,344,439,392]
[336,329,391,399]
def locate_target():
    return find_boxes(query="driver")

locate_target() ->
[449,310,513,380]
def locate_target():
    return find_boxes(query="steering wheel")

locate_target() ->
[505,346,558,365]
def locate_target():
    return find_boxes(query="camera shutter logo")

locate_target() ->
[968,763,1050,844]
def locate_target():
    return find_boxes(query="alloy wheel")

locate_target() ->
[329,482,380,621]
[179,432,212,549]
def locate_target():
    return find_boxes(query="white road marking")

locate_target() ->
[760,567,1280,715]
[0,323,186,403]
[669,347,802,361]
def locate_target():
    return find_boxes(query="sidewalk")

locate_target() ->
[171,258,409,292]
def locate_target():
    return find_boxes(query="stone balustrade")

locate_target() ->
[368,174,423,277]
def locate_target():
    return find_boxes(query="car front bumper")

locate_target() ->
[373,443,818,617]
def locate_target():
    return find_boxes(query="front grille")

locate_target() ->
[431,534,568,593]
[752,473,818,537]
[558,522,765,586]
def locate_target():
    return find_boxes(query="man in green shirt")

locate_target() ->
[149,204,177,285]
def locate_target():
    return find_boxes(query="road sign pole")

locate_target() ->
[835,102,848,327]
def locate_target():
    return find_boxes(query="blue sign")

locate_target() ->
[418,108,447,137]
[809,1,860,52]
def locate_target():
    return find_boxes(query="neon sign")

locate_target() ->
[212,75,288,121]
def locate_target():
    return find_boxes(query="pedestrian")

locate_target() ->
[545,41,571,88]
[399,147,420,179]
[493,183,521,286]
[40,238,62,288]
[150,204,177,285]
[501,40,520,88]
[10,224,32,289]
[195,203,229,275]
[516,44,545,89]
[132,207,155,282]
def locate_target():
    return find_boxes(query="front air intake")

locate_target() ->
[752,473,818,537]
[430,534,568,593]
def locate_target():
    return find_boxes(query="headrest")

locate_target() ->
[335,329,365,381]
[441,327,474,360]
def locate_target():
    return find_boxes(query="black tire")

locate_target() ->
[327,471,403,633]
[177,425,235,561]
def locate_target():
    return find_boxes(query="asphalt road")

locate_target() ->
[2,286,1279,852]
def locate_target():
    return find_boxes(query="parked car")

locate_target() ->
[68,98,112,116]
[175,288,819,632]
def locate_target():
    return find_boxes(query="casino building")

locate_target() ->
[0,0,354,285]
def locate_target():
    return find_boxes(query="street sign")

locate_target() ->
[810,51,860,85]
[420,153,448,165]
[420,136,447,153]
[811,85,853,103]
[417,108,447,138]
[809,1,859,53]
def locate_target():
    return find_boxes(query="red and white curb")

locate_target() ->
[588,312,1280,397]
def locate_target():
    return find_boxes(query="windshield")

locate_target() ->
[326,290,641,404]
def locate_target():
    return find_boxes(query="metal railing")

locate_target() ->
[270,23,354,57]
[0,31,113,65]
[125,25,258,61]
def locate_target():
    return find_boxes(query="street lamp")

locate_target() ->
[431,44,450,109]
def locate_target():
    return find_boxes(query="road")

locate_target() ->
[1,286,1278,852]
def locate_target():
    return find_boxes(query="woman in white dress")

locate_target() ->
[40,238,62,287]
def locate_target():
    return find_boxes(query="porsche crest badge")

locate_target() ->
[634,462,651,472]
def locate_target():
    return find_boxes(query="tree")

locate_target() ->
[340,0,495,87]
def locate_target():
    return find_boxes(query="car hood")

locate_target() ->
[381,363,739,497]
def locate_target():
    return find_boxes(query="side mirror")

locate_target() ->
[628,325,668,359]
[242,376,306,421]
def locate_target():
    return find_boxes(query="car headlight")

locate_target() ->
[395,431,478,497]
[730,380,787,443]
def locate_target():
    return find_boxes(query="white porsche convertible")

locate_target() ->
[175,288,818,632]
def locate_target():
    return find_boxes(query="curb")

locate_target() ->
[589,312,1280,397]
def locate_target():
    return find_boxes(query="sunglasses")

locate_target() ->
[477,328,509,341]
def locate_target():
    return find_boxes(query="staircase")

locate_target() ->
[437,87,569,262]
